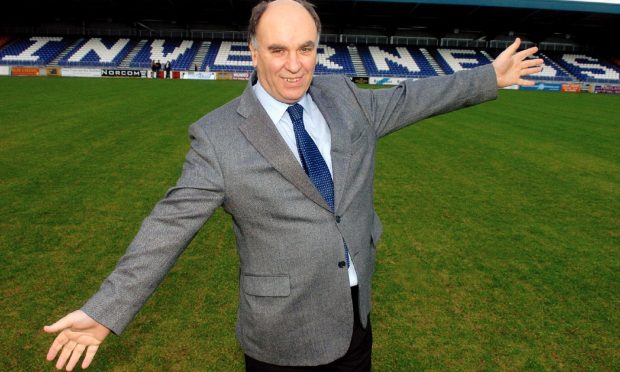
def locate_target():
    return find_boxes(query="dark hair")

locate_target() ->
[248,0,321,46]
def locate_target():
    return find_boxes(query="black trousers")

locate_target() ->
[245,286,372,372]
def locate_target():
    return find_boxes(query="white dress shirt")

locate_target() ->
[253,81,358,287]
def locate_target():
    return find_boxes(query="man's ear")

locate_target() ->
[249,42,258,68]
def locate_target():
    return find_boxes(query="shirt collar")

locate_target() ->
[253,80,311,125]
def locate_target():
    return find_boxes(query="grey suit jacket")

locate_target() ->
[82,65,498,366]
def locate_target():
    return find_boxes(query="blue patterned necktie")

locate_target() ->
[287,103,350,267]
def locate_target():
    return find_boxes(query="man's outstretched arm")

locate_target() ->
[42,122,226,370]
[493,37,543,87]
[43,310,110,371]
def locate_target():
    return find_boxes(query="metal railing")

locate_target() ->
[0,25,594,52]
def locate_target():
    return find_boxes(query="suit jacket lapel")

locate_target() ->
[310,84,351,213]
[237,80,331,212]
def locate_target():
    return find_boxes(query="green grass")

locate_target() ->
[1,76,618,371]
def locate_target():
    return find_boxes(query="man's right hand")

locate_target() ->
[43,310,110,371]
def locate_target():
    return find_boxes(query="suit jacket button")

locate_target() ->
[335,216,341,223]
[338,261,346,268]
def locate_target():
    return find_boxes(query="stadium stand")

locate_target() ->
[432,48,492,74]
[0,0,617,84]
[200,39,222,72]
[0,34,619,84]
[210,40,253,72]
[358,45,439,77]
[59,37,135,67]
[555,53,620,83]
[528,53,572,81]
[0,36,69,65]
[129,39,198,70]
[314,43,356,75]
[197,40,357,75]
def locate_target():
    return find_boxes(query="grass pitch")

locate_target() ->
[0,76,618,371]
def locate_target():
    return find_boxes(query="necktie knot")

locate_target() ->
[287,103,304,125]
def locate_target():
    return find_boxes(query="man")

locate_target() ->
[164,60,172,79]
[43,0,542,370]
[155,59,162,78]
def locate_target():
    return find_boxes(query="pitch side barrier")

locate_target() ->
[1,65,618,95]
[367,75,619,94]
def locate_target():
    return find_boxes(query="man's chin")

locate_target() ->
[280,88,308,103]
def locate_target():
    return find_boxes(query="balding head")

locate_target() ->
[248,0,321,47]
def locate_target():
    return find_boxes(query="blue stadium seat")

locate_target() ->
[60,38,135,67]
[358,45,438,78]
[553,53,620,83]
[130,39,198,70]
[2,34,619,84]
[431,48,492,74]
[0,36,69,65]
[207,40,254,72]
[314,43,356,75]
[201,41,356,75]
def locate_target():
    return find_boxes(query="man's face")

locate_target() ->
[249,0,318,104]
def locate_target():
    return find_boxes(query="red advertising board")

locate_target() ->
[232,72,251,80]
[561,83,581,93]
[11,67,40,76]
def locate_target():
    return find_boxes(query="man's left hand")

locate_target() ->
[493,38,544,87]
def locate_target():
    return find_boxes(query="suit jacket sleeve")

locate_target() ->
[349,64,498,138]
[81,122,225,335]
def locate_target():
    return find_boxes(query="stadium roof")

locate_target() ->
[359,0,620,14]
[2,0,618,53]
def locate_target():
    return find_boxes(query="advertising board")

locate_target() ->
[11,67,40,76]
[519,82,562,92]
[593,85,620,94]
[46,67,61,77]
[62,68,102,78]
[351,76,369,84]
[181,71,217,80]
[101,69,146,78]
[232,72,251,80]
[369,76,410,85]
[561,83,581,93]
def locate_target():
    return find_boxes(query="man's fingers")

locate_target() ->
[518,78,536,86]
[65,343,86,371]
[55,340,77,370]
[46,330,101,370]
[523,58,544,69]
[504,37,521,56]
[522,66,543,76]
[82,345,100,369]
[515,46,539,61]
[46,332,68,361]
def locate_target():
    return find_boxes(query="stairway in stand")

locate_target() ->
[119,39,148,68]
[190,40,212,71]
[420,48,444,75]
[347,45,367,76]
[48,38,84,67]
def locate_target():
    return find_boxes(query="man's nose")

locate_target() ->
[285,52,301,72]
